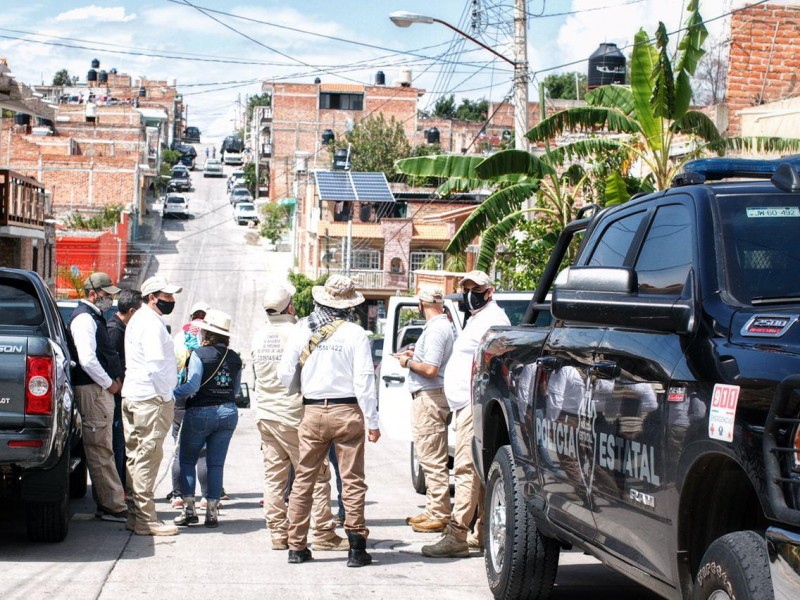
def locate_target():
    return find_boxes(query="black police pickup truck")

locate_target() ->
[471,157,800,599]
[0,268,86,542]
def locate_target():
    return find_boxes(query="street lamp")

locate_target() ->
[389,9,528,152]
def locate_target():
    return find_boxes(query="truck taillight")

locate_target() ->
[793,425,800,470]
[25,356,53,415]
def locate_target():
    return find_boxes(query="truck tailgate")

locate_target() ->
[0,335,27,428]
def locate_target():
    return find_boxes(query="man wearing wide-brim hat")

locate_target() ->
[122,275,183,536]
[422,270,510,558]
[278,274,381,568]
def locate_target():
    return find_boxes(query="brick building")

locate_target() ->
[726,1,800,136]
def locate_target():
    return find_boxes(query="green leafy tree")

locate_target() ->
[288,272,327,318]
[52,69,72,86]
[63,205,124,230]
[243,162,267,194]
[259,203,290,245]
[543,72,588,100]
[246,92,271,122]
[455,98,489,121]
[432,94,456,119]
[329,114,411,179]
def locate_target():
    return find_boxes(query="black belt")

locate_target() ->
[303,396,358,406]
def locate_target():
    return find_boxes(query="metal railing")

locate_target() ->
[326,268,385,289]
[0,170,46,229]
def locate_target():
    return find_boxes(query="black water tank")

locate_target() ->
[427,127,440,144]
[375,71,385,86]
[110,68,117,74]
[87,69,97,82]
[37,117,53,128]
[314,77,321,84]
[333,148,350,170]
[91,58,100,69]
[588,43,626,89]
[98,70,108,83]
[139,86,146,97]
[321,129,335,145]
[14,113,30,126]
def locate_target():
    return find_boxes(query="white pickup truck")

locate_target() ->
[377,291,534,494]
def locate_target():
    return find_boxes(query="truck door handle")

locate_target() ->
[591,360,620,380]
[536,356,562,371]
[382,375,405,384]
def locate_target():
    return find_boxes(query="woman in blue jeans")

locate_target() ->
[172,309,242,528]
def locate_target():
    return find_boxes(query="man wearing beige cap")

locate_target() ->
[122,275,183,536]
[70,272,127,522]
[395,286,454,534]
[278,274,380,568]
[252,283,345,551]
[423,270,509,558]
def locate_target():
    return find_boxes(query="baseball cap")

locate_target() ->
[263,284,295,312]
[190,301,211,316]
[84,272,121,294]
[141,276,183,297]
[418,286,444,303]
[459,270,492,289]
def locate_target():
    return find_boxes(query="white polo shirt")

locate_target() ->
[443,300,509,411]
[122,303,177,402]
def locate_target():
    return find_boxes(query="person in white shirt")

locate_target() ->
[278,275,380,568]
[252,284,345,552]
[69,272,127,522]
[122,275,182,537]
[423,270,510,559]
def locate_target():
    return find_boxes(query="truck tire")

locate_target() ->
[693,531,773,600]
[485,446,559,600]
[410,442,427,495]
[26,489,69,543]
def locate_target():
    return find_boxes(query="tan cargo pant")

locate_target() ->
[288,404,368,550]
[122,395,174,525]
[411,388,451,521]
[75,383,127,513]
[449,403,483,543]
[257,419,338,543]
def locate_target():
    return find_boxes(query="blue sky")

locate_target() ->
[1,1,735,141]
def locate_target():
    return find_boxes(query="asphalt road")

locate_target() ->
[0,153,661,600]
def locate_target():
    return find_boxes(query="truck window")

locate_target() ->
[0,280,44,326]
[634,204,693,295]
[587,211,646,267]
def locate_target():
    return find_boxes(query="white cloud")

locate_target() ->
[55,6,136,23]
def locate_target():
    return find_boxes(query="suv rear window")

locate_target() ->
[717,194,800,304]
[0,280,44,326]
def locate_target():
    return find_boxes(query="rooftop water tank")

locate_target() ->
[138,86,146,97]
[398,68,412,87]
[426,127,440,144]
[98,70,108,83]
[14,113,30,126]
[91,58,100,69]
[321,129,335,145]
[333,148,350,171]
[314,77,321,84]
[375,71,385,86]
[87,69,97,82]
[588,43,626,89]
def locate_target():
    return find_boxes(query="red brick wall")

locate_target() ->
[726,2,800,135]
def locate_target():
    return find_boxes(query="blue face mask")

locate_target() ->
[463,289,489,313]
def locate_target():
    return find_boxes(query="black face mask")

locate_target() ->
[464,289,489,313]
[156,299,175,315]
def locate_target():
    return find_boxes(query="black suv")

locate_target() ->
[471,156,800,599]
[182,126,200,143]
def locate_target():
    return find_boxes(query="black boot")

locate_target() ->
[288,548,313,564]
[346,531,372,568]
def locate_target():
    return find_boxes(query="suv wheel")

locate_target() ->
[410,442,426,495]
[26,490,69,543]
[693,531,773,600]
[485,445,559,600]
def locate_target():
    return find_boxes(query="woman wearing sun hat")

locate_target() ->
[172,309,242,528]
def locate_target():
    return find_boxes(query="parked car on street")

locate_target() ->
[233,202,259,226]
[169,167,191,192]
[162,194,190,219]
[0,268,86,542]
[175,144,197,170]
[203,159,224,178]
[229,187,253,205]
[182,126,201,143]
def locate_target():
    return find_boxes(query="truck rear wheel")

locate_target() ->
[410,442,427,495]
[485,445,559,600]
[26,490,69,543]
[693,531,773,600]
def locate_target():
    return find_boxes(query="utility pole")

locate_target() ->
[513,0,528,152]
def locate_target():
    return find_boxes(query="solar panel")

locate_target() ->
[350,172,395,203]
[315,171,356,201]
[313,171,395,203]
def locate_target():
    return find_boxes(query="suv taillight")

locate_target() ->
[26,356,53,415]
[793,425,800,470]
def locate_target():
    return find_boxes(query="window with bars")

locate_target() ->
[319,92,364,110]
[352,249,381,270]
[410,251,444,271]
